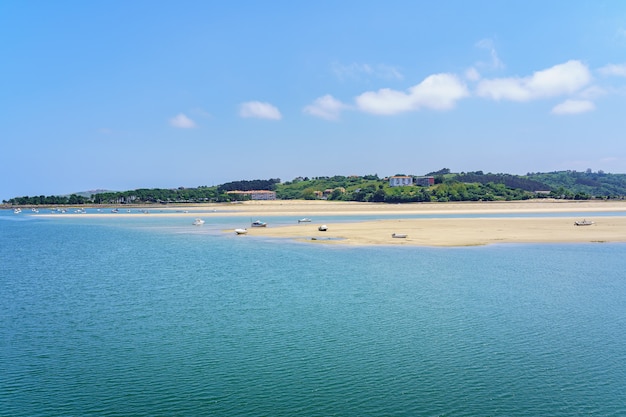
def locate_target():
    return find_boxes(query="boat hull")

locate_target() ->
[574,220,594,226]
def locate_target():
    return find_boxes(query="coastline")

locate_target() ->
[27,199,626,247]
[240,200,626,246]
[246,216,626,247]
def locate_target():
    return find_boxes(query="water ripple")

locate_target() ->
[1,218,625,416]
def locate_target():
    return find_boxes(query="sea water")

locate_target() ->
[1,211,625,416]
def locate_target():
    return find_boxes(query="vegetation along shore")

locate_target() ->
[4,169,626,207]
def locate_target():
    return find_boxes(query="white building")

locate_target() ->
[389,175,413,187]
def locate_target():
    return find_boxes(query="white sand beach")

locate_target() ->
[39,199,626,247]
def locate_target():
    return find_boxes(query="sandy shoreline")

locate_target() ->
[227,200,626,247]
[204,199,626,215]
[26,199,626,215]
[246,216,626,246]
[32,199,626,247]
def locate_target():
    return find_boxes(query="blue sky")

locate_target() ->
[1,1,625,200]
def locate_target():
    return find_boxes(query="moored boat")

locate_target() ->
[235,228,248,235]
[298,218,312,223]
[192,218,205,226]
[574,219,594,226]
[251,220,267,227]
[318,225,328,231]
[392,233,408,238]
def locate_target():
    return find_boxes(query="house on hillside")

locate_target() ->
[389,175,414,187]
[415,176,435,186]
[226,190,276,200]
[323,187,346,198]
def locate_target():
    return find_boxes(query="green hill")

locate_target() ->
[526,170,626,198]
[5,170,626,206]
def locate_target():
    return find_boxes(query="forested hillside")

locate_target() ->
[4,170,626,206]
[526,170,626,198]
[451,172,549,192]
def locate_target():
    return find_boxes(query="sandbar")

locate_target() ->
[34,199,626,247]
[224,200,626,246]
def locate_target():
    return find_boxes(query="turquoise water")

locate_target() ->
[1,212,625,416]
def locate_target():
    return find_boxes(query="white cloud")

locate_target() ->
[332,62,403,81]
[476,60,592,101]
[303,95,348,120]
[332,62,372,79]
[551,99,595,115]
[190,107,213,119]
[239,101,282,120]
[578,85,606,99]
[355,73,469,115]
[377,64,404,80]
[465,67,481,81]
[169,113,196,128]
[475,38,504,70]
[598,63,626,77]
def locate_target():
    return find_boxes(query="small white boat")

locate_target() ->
[318,225,328,231]
[574,219,594,226]
[392,233,408,238]
[298,218,312,223]
[235,228,248,235]
[251,220,267,227]
[192,218,205,226]
[13,208,22,214]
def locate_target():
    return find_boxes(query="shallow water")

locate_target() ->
[1,212,625,416]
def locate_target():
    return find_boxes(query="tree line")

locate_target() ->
[5,170,626,206]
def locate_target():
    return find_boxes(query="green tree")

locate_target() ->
[301,188,318,200]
